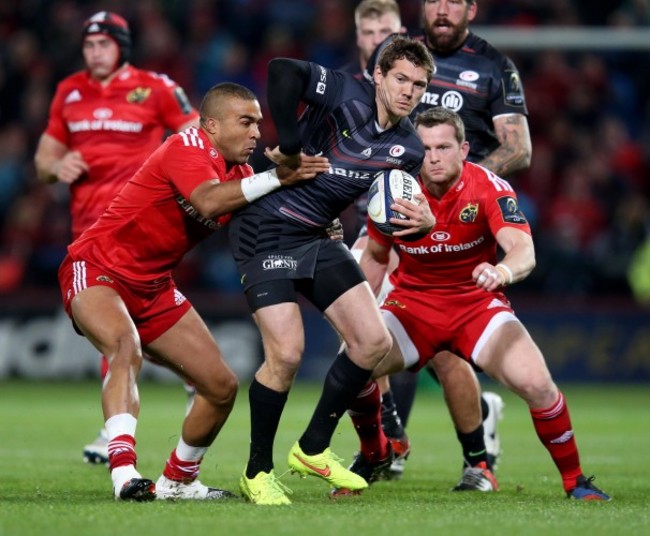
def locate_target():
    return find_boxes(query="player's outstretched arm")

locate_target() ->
[267,58,311,161]
[189,154,329,219]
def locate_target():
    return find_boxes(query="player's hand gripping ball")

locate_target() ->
[367,169,425,240]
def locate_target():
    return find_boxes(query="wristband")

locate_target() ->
[495,263,514,286]
[240,169,281,203]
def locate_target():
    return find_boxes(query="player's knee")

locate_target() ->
[354,328,392,365]
[106,334,143,371]
[203,370,238,410]
[517,377,558,408]
[267,346,303,375]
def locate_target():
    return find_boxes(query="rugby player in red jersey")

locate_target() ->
[57,82,329,501]
[338,107,609,501]
[358,0,534,482]
[34,11,200,465]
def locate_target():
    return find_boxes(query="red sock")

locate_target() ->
[163,449,202,483]
[100,356,109,379]
[348,381,389,462]
[108,434,137,471]
[530,392,582,491]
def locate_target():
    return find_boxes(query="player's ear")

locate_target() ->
[461,140,471,160]
[467,1,478,22]
[202,116,219,135]
[373,65,383,85]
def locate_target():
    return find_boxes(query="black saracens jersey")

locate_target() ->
[410,31,528,163]
[253,61,424,229]
[364,31,528,163]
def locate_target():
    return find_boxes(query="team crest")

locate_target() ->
[383,299,406,309]
[126,87,152,103]
[497,196,528,224]
[459,203,479,223]
[96,275,114,283]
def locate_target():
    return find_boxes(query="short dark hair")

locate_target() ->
[199,82,257,123]
[377,35,435,81]
[414,107,466,145]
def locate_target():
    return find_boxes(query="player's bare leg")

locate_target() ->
[240,301,305,505]
[71,285,154,501]
[476,318,609,500]
[146,307,239,500]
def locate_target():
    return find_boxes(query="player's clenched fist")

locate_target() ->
[55,150,89,184]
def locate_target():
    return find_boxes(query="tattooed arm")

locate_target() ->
[479,113,532,177]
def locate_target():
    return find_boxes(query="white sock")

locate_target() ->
[175,437,208,462]
[105,413,137,441]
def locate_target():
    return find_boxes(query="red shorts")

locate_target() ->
[58,255,192,346]
[380,287,517,371]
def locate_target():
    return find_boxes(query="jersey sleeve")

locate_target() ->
[301,62,346,112]
[43,82,69,145]
[482,169,532,236]
[162,133,225,200]
[366,217,396,249]
[152,74,199,132]
[489,55,528,118]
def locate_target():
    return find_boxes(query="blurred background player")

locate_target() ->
[341,0,404,78]
[340,107,609,501]
[33,11,200,466]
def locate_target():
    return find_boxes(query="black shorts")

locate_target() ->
[229,206,366,312]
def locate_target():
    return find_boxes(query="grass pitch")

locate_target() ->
[1,380,648,536]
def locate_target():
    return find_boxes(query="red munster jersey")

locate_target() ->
[67,127,252,286]
[44,65,199,238]
[367,161,531,296]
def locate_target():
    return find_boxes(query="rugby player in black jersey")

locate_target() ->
[230,36,436,505]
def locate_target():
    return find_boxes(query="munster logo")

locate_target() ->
[459,203,479,223]
[383,299,405,309]
[127,87,152,103]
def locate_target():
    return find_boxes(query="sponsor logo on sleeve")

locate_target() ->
[316,66,327,95]
[497,196,528,224]
[504,71,524,106]
[174,86,193,114]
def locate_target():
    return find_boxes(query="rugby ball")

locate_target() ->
[367,169,424,239]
